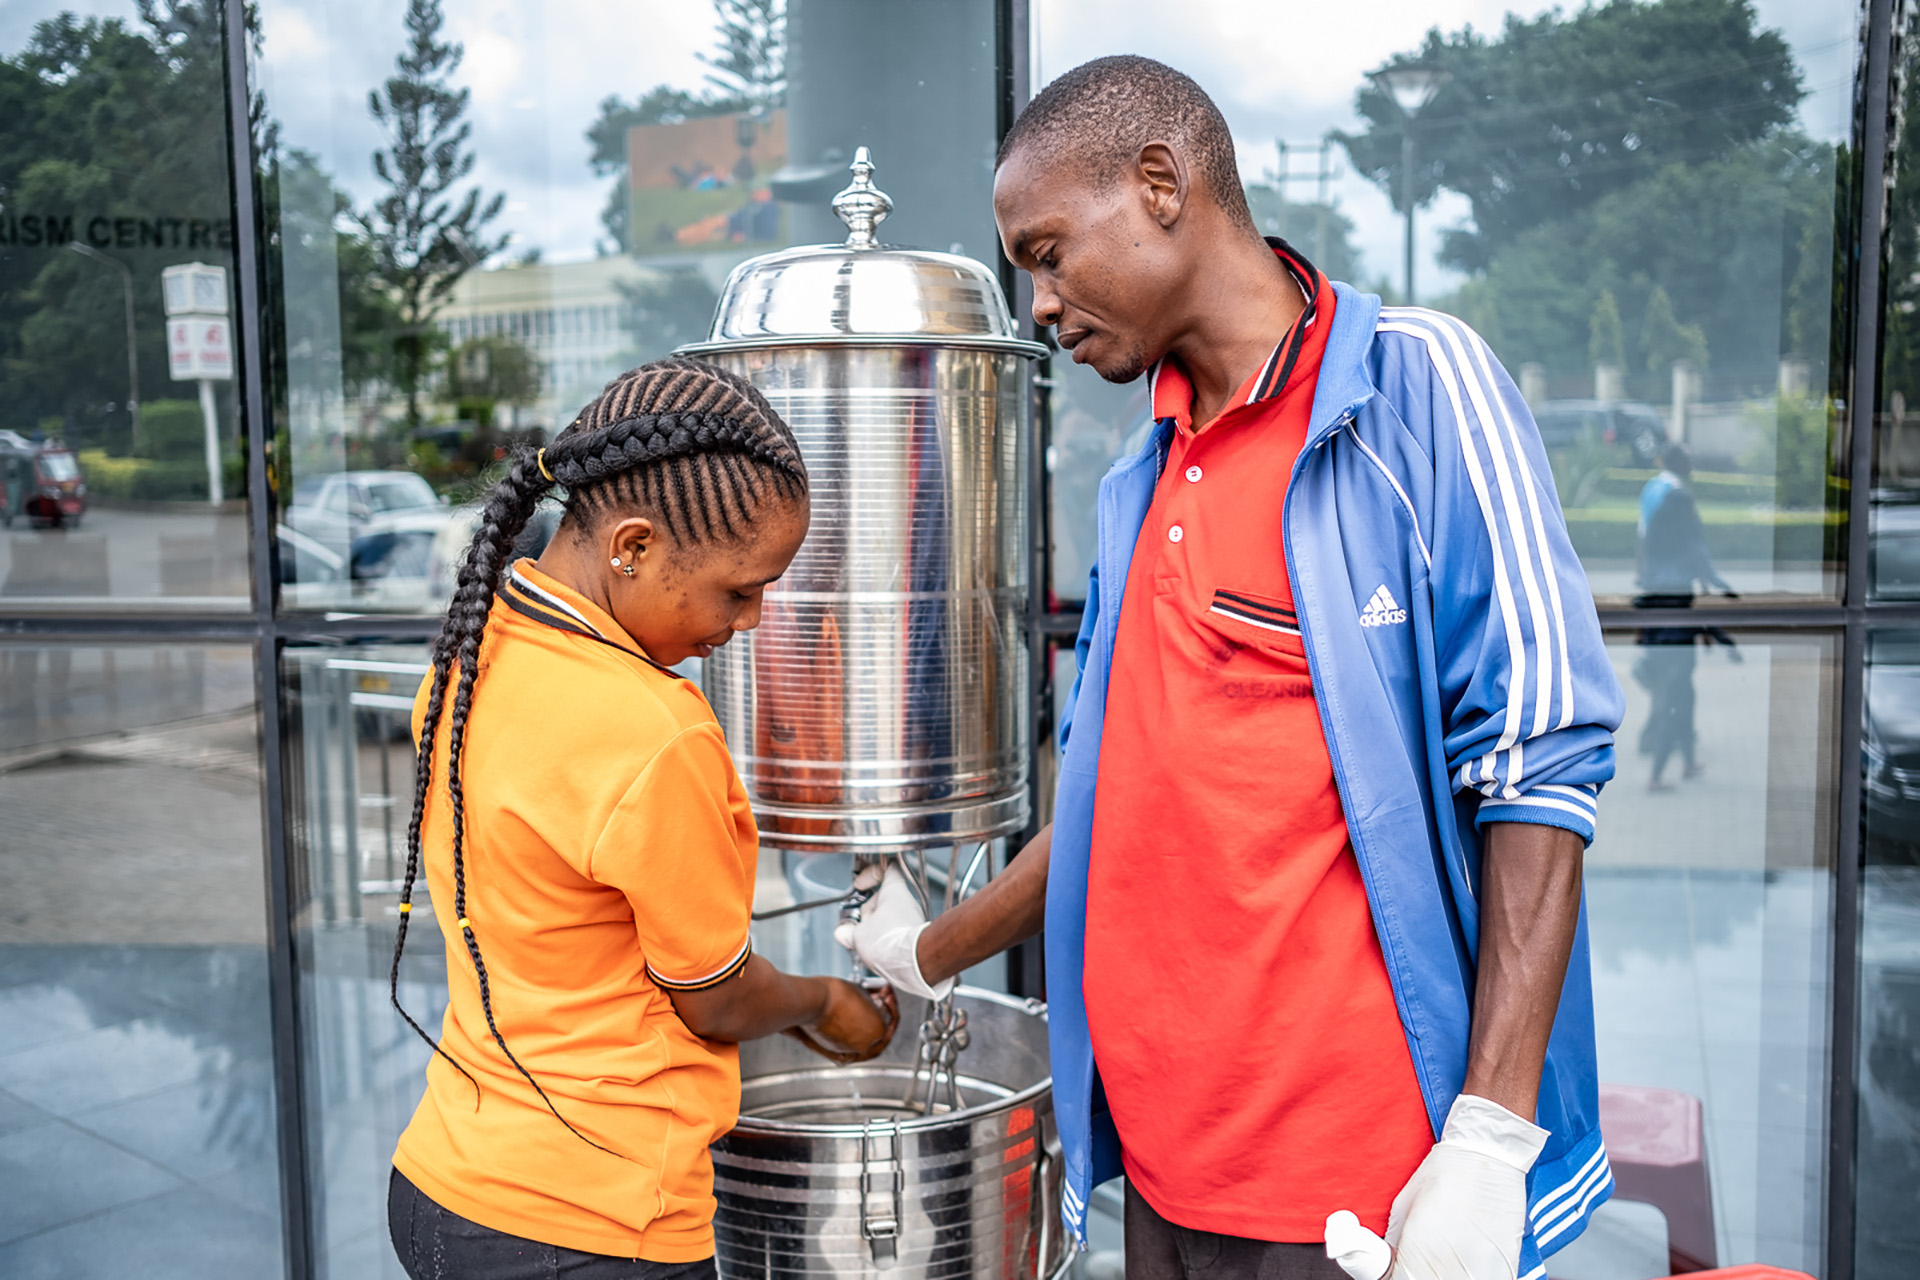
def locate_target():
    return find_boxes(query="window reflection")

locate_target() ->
[259,0,999,614]
[1859,632,1920,1278]
[0,6,248,610]
[1555,632,1833,1279]
[1875,8,1920,598]
[0,644,282,1277]
[1042,0,1853,606]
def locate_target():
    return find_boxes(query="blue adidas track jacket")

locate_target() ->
[1047,283,1626,1278]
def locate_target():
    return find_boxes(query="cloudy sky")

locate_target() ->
[3,0,1862,293]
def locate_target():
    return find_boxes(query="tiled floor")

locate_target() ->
[0,946,284,1279]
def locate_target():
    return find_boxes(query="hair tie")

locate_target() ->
[536,448,555,483]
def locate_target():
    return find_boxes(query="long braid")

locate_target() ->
[392,357,807,1154]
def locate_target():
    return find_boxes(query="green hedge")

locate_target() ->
[136,399,212,461]
[79,448,245,502]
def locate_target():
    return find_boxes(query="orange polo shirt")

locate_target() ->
[1084,245,1434,1241]
[393,560,756,1261]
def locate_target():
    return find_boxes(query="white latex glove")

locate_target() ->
[1324,1094,1548,1280]
[832,861,954,1000]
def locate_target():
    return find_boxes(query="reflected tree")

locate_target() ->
[586,0,786,255]
[355,0,508,430]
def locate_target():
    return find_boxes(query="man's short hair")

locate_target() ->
[997,56,1256,236]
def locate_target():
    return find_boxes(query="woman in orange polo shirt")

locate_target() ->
[386,358,895,1280]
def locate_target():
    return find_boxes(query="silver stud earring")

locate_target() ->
[611,557,635,578]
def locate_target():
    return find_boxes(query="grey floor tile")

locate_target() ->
[0,1183,280,1280]
[200,1155,283,1220]
[0,1016,249,1117]
[0,1120,181,1244]
[0,1086,49,1138]
[70,1065,277,1182]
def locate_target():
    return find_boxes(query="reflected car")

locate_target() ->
[1867,637,1920,858]
[277,522,351,610]
[1532,400,1669,466]
[0,430,88,528]
[285,469,447,545]
[1871,489,1920,600]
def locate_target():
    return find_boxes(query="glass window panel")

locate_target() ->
[0,643,283,1277]
[0,7,250,613]
[1875,10,1920,599]
[1546,631,1833,1279]
[1858,630,1920,1277]
[1039,0,1854,606]
[286,639,1014,1278]
[256,0,999,615]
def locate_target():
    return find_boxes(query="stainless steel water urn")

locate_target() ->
[681,149,1044,853]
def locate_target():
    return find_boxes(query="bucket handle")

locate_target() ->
[860,1117,904,1267]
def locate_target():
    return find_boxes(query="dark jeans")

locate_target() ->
[1124,1183,1346,1280]
[388,1168,720,1280]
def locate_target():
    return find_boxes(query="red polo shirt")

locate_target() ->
[1083,245,1434,1241]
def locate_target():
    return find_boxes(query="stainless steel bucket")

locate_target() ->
[713,988,1066,1280]
[681,149,1045,853]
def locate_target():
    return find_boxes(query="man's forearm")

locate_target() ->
[1462,821,1585,1120]
[915,823,1051,985]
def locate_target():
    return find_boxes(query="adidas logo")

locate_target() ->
[1358,584,1408,628]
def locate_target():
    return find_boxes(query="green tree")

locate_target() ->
[355,0,508,429]
[1339,0,1802,271]
[1881,5,1920,436]
[1590,289,1625,372]
[1639,285,1708,374]
[447,334,540,430]
[1435,135,1836,391]
[0,3,235,448]
[699,0,785,110]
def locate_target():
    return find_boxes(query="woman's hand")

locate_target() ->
[786,980,899,1065]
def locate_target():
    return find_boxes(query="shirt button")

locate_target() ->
[1185,465,1203,483]
[1168,525,1184,543]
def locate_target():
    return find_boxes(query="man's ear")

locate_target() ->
[1136,141,1187,230]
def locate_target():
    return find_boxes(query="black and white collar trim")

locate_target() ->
[499,567,680,677]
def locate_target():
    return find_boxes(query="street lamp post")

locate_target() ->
[67,241,142,452]
[1367,63,1450,307]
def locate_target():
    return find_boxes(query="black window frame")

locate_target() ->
[0,1,1906,1275]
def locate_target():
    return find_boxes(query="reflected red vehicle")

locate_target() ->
[0,434,88,528]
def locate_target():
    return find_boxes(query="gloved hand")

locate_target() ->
[1324,1094,1548,1280]
[832,861,954,1001]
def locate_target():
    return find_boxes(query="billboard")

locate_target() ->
[627,110,786,252]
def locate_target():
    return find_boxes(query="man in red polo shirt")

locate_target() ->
[842,54,1620,1280]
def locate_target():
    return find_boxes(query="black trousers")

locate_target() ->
[388,1168,720,1280]
[1123,1183,1347,1280]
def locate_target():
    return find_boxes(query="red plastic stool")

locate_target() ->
[1598,1083,1716,1273]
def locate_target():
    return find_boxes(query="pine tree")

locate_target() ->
[355,0,507,429]
[699,0,785,111]
[1589,289,1625,373]
[1639,285,1709,376]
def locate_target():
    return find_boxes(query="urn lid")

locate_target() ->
[677,147,1046,358]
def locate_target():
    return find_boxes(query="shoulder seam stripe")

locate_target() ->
[1346,430,1433,569]
[1379,318,1530,798]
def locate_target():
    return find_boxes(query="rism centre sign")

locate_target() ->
[0,213,235,251]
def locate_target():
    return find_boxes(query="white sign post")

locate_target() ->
[161,263,232,506]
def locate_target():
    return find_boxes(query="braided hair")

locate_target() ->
[392,357,807,1151]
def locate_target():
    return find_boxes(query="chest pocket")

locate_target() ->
[1201,586,1307,661]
